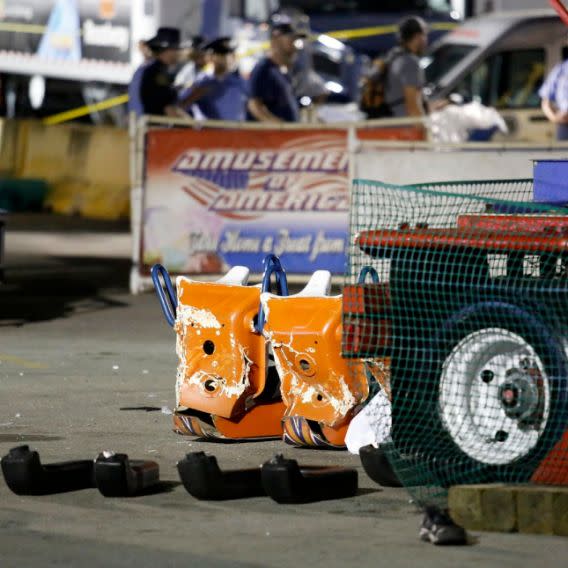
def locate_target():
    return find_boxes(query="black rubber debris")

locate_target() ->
[177,451,265,500]
[261,454,358,503]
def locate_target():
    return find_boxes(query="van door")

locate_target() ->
[452,48,555,143]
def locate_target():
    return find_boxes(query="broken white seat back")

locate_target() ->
[176,265,249,288]
[294,270,332,297]
[261,270,333,305]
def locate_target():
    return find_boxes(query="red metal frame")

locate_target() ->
[550,0,568,27]
[357,228,568,254]
[457,214,568,234]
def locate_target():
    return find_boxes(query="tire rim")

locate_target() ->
[439,328,550,465]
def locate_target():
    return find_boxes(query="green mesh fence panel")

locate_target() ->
[344,178,568,508]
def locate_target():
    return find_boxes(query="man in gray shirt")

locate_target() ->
[385,17,429,118]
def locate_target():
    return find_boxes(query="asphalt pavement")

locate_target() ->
[0,214,566,567]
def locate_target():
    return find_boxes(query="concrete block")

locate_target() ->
[448,484,517,532]
[449,484,568,536]
[516,486,568,536]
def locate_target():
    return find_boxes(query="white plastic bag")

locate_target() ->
[428,101,508,143]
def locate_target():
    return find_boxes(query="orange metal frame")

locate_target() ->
[262,293,370,447]
[174,277,284,439]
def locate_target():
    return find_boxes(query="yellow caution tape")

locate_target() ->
[328,25,397,40]
[42,93,129,126]
[327,21,457,41]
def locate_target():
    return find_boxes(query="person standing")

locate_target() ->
[128,27,186,118]
[179,37,248,121]
[539,58,568,141]
[247,15,305,123]
[383,16,429,118]
[174,35,208,90]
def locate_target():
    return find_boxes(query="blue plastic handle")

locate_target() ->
[151,264,178,328]
[256,254,289,333]
[357,265,380,284]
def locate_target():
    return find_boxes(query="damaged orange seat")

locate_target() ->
[173,265,285,440]
[261,271,370,448]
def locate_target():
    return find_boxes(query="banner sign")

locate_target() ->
[0,0,130,62]
[142,128,350,275]
[0,0,131,82]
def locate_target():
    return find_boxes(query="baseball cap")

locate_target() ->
[146,27,181,50]
[203,37,237,54]
[269,14,307,38]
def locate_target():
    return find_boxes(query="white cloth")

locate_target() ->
[317,102,366,123]
[174,61,196,89]
[428,101,508,143]
[345,389,392,455]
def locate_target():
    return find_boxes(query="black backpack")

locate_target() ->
[360,48,404,119]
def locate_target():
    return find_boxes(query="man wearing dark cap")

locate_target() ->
[247,15,305,123]
[128,27,187,117]
[178,37,248,121]
[383,16,429,118]
[174,35,208,90]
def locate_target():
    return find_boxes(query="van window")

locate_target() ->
[423,44,476,86]
[453,49,545,109]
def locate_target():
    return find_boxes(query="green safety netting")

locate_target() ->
[344,178,568,507]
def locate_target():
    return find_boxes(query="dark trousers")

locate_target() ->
[557,123,568,140]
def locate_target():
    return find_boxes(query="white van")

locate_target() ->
[423,9,567,142]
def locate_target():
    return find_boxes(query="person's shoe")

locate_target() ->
[419,506,468,545]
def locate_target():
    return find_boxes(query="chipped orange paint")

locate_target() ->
[262,294,369,429]
[320,423,350,447]
[175,277,268,420]
[173,402,285,440]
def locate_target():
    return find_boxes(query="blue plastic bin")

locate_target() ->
[533,160,568,205]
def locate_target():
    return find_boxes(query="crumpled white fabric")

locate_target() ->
[317,102,367,123]
[345,388,392,455]
[427,101,508,143]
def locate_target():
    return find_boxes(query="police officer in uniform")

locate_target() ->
[128,27,187,118]
[179,37,248,121]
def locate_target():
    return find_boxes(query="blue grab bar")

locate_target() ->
[151,264,178,327]
[357,265,380,284]
[256,254,289,333]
